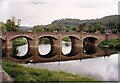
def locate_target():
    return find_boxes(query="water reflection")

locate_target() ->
[16,44,28,56]
[83,44,97,55]
[23,53,119,81]
[12,42,119,58]
[62,42,72,55]
[4,43,120,81]
[38,44,51,55]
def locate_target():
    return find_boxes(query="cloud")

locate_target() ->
[30,2,46,5]
[26,0,47,5]
[119,1,120,15]
[0,0,118,26]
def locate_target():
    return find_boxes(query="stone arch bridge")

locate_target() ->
[1,32,119,63]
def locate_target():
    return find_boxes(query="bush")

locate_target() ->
[99,39,120,49]
[112,29,118,34]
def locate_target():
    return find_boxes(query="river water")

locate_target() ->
[17,44,119,81]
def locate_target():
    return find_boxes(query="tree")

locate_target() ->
[83,25,89,32]
[17,19,21,25]
[94,24,106,33]
[5,19,16,31]
[87,24,96,33]
[95,24,101,31]
[4,17,21,31]
[99,26,106,33]
[47,23,62,32]
[0,22,7,32]
[112,28,118,34]
[33,25,44,32]
[72,26,78,31]
[78,23,86,32]
[11,16,16,24]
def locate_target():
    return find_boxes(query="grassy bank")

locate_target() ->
[2,61,97,82]
[99,39,120,50]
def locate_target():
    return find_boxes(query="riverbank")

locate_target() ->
[2,61,97,82]
[0,65,12,83]
[99,39,120,50]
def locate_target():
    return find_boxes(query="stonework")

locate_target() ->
[1,32,119,63]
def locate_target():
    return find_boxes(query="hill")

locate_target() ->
[52,15,118,28]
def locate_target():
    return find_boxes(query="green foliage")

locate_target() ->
[32,25,45,32]
[63,37,71,42]
[39,38,50,44]
[46,23,62,32]
[13,37,27,47]
[52,18,81,27]
[50,15,118,33]
[5,19,17,31]
[0,17,21,32]
[0,22,7,32]
[99,26,106,33]
[72,26,78,31]
[99,39,120,49]
[94,24,106,33]
[112,28,118,34]
[12,37,28,57]
[2,61,97,82]
[78,23,86,32]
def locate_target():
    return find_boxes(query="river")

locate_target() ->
[17,44,119,81]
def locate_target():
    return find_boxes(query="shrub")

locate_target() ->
[99,39,120,49]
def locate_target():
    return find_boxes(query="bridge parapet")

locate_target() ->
[1,32,119,44]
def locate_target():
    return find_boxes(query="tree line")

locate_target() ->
[0,16,21,32]
[0,15,119,34]
[32,15,119,34]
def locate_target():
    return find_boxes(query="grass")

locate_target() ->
[2,61,97,82]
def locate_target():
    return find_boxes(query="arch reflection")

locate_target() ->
[38,36,57,58]
[10,36,31,59]
[83,44,97,55]
[83,37,98,45]
[62,36,80,57]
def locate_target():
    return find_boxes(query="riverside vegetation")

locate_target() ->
[99,39,120,50]
[13,37,27,47]
[2,61,97,82]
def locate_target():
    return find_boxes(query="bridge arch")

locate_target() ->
[10,36,32,59]
[38,35,58,40]
[61,35,80,40]
[83,44,98,55]
[10,35,33,41]
[62,35,80,56]
[38,36,58,58]
[83,36,99,45]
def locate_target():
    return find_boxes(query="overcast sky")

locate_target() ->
[0,0,119,26]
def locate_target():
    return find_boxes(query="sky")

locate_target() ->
[0,0,119,26]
